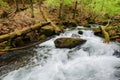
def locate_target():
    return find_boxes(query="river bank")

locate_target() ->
[0,3,120,51]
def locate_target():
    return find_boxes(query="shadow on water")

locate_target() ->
[0,46,38,76]
[0,35,55,76]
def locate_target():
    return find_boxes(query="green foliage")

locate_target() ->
[45,0,120,15]
[0,0,9,9]
[90,0,120,15]
[45,0,75,6]
[45,0,60,6]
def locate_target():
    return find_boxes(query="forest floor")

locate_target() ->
[0,5,45,35]
[0,4,120,36]
[0,3,120,35]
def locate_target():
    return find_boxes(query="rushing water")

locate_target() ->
[0,27,120,80]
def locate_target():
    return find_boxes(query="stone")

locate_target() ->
[62,21,77,28]
[78,31,83,35]
[13,37,24,47]
[113,50,120,57]
[38,35,46,40]
[41,26,54,36]
[54,38,86,48]
[0,41,8,49]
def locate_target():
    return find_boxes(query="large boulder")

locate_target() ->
[54,38,86,48]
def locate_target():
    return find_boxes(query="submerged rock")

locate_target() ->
[54,38,86,48]
[113,50,120,57]
[78,30,83,35]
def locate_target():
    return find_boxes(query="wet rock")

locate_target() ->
[0,48,36,76]
[92,28,103,37]
[84,24,91,28]
[13,37,24,47]
[78,31,83,35]
[62,21,77,27]
[94,32,103,37]
[113,50,120,57]
[114,70,120,78]
[54,38,86,48]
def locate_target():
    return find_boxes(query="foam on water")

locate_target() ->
[0,29,120,80]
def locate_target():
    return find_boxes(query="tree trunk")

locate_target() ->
[21,0,25,8]
[73,0,78,19]
[40,7,62,34]
[29,0,34,18]
[59,0,64,19]
[0,22,50,43]
[37,0,42,12]
[100,26,110,43]
[81,0,84,10]
[14,0,20,12]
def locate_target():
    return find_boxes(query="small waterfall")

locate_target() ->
[0,28,120,80]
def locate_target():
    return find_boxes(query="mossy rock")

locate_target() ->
[25,32,38,42]
[0,41,11,51]
[41,26,54,36]
[0,41,8,49]
[62,21,77,27]
[13,37,25,47]
[54,38,86,48]
[38,35,46,41]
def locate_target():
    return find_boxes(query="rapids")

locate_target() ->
[0,27,120,80]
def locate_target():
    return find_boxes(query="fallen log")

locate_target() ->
[0,22,50,43]
[110,36,120,40]
[78,21,119,43]
[40,7,61,34]
[0,35,50,54]
[100,26,110,43]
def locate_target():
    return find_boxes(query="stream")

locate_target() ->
[0,27,120,80]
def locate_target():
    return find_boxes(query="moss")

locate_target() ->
[105,26,120,40]
[41,26,54,36]
[0,41,8,49]
[38,35,46,41]
[54,38,86,48]
[15,30,22,36]
[100,26,110,43]
[4,46,11,50]
[92,27,101,32]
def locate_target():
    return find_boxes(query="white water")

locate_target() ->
[0,28,120,80]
